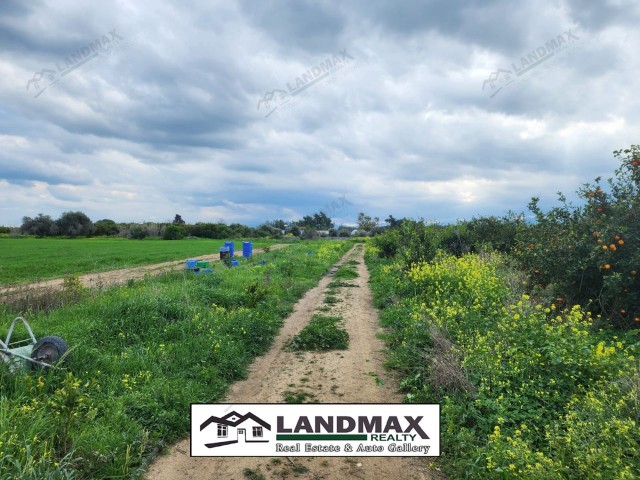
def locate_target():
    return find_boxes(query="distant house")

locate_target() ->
[317,230,330,237]
[200,411,271,448]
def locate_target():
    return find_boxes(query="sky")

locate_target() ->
[0,0,639,227]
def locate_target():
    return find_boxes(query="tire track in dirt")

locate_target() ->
[145,244,443,480]
[0,244,290,303]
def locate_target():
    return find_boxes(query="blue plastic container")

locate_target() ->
[231,259,239,267]
[224,241,235,258]
[186,259,198,269]
[242,241,253,258]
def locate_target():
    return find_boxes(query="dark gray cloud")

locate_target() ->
[0,0,638,226]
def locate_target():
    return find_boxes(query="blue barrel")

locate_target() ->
[219,246,230,260]
[242,241,253,258]
[186,259,198,269]
[224,241,235,258]
[231,259,239,267]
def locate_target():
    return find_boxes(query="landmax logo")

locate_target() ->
[191,404,440,457]
[483,29,581,98]
[27,28,126,98]
[200,411,271,448]
[258,49,357,117]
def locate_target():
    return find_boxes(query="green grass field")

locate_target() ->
[0,237,282,285]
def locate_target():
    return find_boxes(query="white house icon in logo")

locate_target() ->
[200,411,271,448]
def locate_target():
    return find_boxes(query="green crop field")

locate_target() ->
[0,237,282,286]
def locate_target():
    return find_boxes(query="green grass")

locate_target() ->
[334,265,358,280]
[286,315,349,351]
[323,295,340,305]
[0,237,281,285]
[0,240,351,479]
[327,279,359,288]
[282,390,318,404]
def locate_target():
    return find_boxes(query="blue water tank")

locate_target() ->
[224,241,235,258]
[231,259,239,267]
[242,241,253,258]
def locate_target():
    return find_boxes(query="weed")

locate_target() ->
[323,295,340,305]
[327,280,358,288]
[283,390,318,404]
[334,266,358,280]
[286,315,349,351]
[243,468,266,480]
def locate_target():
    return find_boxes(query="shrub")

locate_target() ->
[162,224,185,240]
[94,219,119,236]
[128,225,149,240]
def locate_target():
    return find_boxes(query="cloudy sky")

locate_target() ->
[0,0,638,227]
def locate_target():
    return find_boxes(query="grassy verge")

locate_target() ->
[0,237,283,286]
[366,248,639,479]
[0,240,351,479]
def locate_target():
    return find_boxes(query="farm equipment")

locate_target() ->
[0,317,69,372]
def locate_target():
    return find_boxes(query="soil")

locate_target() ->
[0,244,289,303]
[145,244,443,480]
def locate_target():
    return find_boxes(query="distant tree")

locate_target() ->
[289,225,301,236]
[94,219,119,236]
[163,224,185,240]
[173,214,186,225]
[266,219,287,230]
[56,211,95,237]
[357,212,379,232]
[21,214,58,237]
[0,226,11,234]
[298,211,333,230]
[385,215,402,228]
[128,225,149,240]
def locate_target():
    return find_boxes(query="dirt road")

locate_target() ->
[145,244,441,480]
[0,244,289,302]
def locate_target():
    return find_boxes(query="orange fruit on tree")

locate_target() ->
[602,245,608,250]
[631,270,637,276]
[620,309,627,315]
[610,244,617,251]
[635,317,640,323]
[596,188,603,194]
[597,207,604,213]
[603,264,611,270]
[632,160,639,167]
[618,239,624,245]
[615,234,621,240]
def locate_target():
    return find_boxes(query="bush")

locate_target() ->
[94,219,119,236]
[162,224,185,240]
[128,226,149,240]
